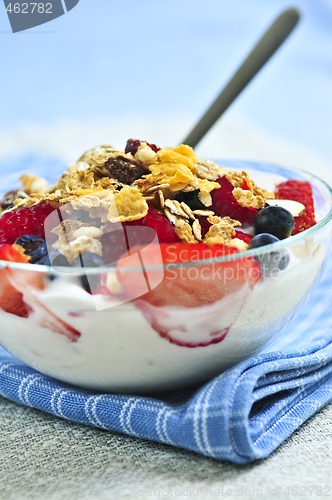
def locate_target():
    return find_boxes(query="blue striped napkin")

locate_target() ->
[0,154,331,464]
[0,255,331,464]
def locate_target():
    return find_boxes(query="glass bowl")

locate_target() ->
[0,160,331,393]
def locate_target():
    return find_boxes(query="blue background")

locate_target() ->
[0,0,331,169]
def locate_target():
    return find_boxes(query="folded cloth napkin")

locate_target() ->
[0,155,331,464]
[0,255,331,464]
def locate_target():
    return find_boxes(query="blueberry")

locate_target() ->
[254,206,294,239]
[174,189,205,211]
[249,233,290,278]
[249,233,280,248]
[15,234,48,264]
[72,253,106,293]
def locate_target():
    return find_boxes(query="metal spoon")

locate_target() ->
[182,8,301,148]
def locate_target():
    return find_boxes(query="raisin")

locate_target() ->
[0,190,22,210]
[97,156,146,184]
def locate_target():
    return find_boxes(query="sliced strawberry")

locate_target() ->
[116,242,261,347]
[275,180,316,234]
[233,230,253,244]
[211,176,259,225]
[4,268,80,341]
[0,244,31,316]
[0,243,30,263]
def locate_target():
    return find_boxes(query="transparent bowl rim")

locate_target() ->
[1,160,332,275]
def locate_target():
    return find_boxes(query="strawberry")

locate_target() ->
[4,267,80,341]
[116,242,261,347]
[0,244,31,317]
[211,176,259,225]
[0,244,80,340]
[233,230,253,245]
[275,180,316,234]
[0,243,30,263]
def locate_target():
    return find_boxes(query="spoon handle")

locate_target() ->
[182,8,301,148]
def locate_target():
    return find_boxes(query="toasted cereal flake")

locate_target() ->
[192,219,202,241]
[193,210,215,217]
[164,199,189,219]
[145,183,170,194]
[51,219,103,261]
[198,190,212,207]
[78,145,121,168]
[174,218,196,243]
[193,160,228,181]
[164,207,178,225]
[158,190,165,208]
[180,202,195,220]
[20,174,50,194]
[230,238,248,252]
[69,189,116,220]
[232,187,266,209]
[204,216,240,246]
[226,170,274,204]
[61,235,103,263]
[108,186,148,222]
[134,173,165,194]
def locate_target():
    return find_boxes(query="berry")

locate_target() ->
[102,207,179,265]
[254,206,294,239]
[249,233,290,277]
[0,243,30,263]
[97,156,146,184]
[117,242,261,347]
[275,180,316,233]
[0,203,58,244]
[14,235,48,264]
[233,230,253,244]
[211,177,258,225]
[125,138,160,155]
[127,207,179,243]
[0,247,31,317]
[174,189,205,211]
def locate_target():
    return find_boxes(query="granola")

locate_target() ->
[0,139,277,259]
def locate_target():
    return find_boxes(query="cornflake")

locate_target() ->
[107,186,148,223]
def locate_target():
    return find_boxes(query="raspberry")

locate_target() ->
[125,138,160,155]
[211,177,258,225]
[275,180,316,234]
[102,208,179,265]
[127,207,179,243]
[0,203,58,244]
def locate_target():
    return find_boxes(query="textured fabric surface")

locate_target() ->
[1,252,332,465]
[0,396,331,500]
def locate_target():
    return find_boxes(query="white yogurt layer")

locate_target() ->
[0,238,326,392]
